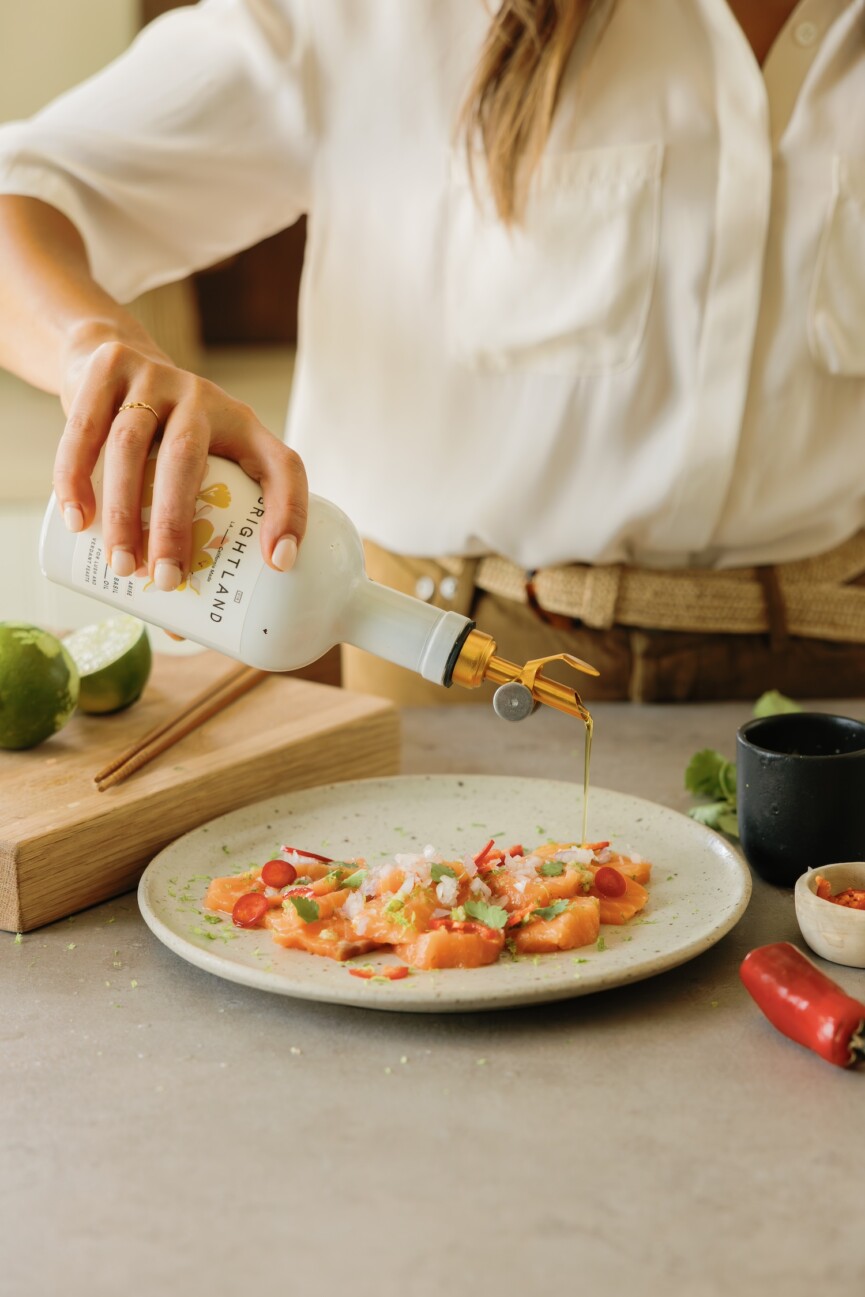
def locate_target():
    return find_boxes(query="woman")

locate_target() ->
[0,0,862,702]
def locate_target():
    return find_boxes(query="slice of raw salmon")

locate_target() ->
[395,927,505,969]
[512,896,600,954]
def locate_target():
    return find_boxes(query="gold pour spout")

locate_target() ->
[450,629,598,723]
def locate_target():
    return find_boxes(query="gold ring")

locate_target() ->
[117,401,160,422]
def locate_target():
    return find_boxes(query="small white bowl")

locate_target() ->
[795,862,865,968]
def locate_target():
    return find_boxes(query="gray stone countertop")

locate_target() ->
[3,697,864,1297]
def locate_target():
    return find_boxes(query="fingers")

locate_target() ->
[100,401,162,576]
[56,345,310,589]
[215,417,309,572]
[54,345,127,531]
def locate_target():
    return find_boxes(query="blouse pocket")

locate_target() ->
[808,156,865,376]
[444,140,663,374]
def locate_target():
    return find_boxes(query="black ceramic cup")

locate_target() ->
[736,712,865,887]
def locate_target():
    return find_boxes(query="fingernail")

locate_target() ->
[272,534,298,572]
[154,560,182,592]
[64,505,84,533]
[110,549,136,578]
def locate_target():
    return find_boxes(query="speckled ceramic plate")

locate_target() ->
[138,775,751,1013]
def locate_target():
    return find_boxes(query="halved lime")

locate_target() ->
[0,622,80,749]
[63,615,153,715]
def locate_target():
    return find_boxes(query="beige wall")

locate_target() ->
[0,0,137,122]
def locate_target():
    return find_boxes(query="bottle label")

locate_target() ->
[70,454,267,655]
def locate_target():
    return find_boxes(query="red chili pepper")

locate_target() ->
[473,839,496,867]
[505,908,531,929]
[583,841,611,852]
[349,964,410,981]
[261,859,298,889]
[231,893,269,929]
[283,886,316,898]
[507,844,524,857]
[430,913,497,933]
[280,846,333,864]
[739,942,865,1069]
[594,866,627,898]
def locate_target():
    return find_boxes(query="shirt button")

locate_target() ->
[439,576,458,602]
[793,21,818,47]
[414,576,436,601]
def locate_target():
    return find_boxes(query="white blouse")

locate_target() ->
[0,0,863,570]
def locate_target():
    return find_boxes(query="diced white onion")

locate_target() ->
[435,875,458,907]
[555,847,593,866]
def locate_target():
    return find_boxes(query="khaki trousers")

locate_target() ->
[341,541,865,705]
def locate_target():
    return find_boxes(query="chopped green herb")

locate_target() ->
[463,900,508,930]
[431,863,457,883]
[538,860,565,877]
[753,689,801,718]
[531,899,569,922]
[13,933,22,945]
[289,895,320,923]
[597,935,607,952]
[343,869,367,890]
[202,914,222,925]
[384,896,405,914]
[450,905,467,923]
[191,926,218,941]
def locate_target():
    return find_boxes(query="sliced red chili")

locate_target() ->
[429,916,497,937]
[740,942,865,1068]
[231,892,269,929]
[280,845,333,864]
[473,839,496,867]
[584,841,611,852]
[283,885,316,898]
[815,876,865,909]
[261,859,298,889]
[505,908,531,929]
[594,866,627,898]
[507,844,524,857]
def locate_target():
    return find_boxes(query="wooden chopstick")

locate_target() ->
[94,664,268,792]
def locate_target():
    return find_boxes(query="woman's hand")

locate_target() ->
[0,197,307,587]
[55,330,308,589]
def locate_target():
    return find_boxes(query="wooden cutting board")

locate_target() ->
[0,650,399,932]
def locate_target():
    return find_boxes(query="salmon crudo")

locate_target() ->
[203,838,652,974]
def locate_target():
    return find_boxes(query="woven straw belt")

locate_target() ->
[441,532,865,645]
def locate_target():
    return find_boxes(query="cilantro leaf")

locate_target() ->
[289,896,320,923]
[716,809,740,838]
[463,900,509,930]
[538,860,565,877]
[431,863,457,883]
[687,801,730,829]
[532,899,569,922]
[684,749,730,799]
[753,690,802,718]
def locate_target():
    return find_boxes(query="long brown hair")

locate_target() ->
[461,1,596,224]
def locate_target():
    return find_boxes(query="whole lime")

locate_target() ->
[63,615,152,715]
[0,622,80,749]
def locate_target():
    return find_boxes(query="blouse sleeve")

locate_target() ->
[0,0,315,302]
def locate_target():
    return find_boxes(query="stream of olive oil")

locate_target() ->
[581,712,593,847]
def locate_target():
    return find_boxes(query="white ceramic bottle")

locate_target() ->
[39,450,597,718]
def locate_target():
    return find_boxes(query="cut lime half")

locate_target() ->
[63,615,153,715]
[0,621,80,749]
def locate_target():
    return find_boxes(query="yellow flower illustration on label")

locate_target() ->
[141,518,229,595]
[197,482,232,509]
[141,457,231,514]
